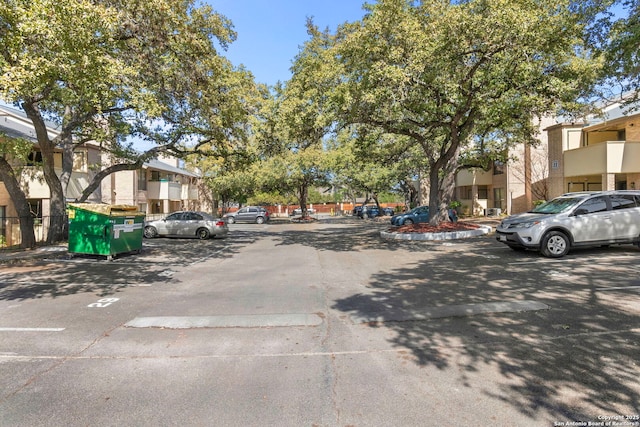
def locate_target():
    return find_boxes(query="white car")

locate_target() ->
[496,191,640,257]
[291,207,315,216]
[144,211,228,240]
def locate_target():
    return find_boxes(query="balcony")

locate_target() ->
[455,168,493,186]
[181,184,198,200]
[147,180,182,200]
[564,141,640,176]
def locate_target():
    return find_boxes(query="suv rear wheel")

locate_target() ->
[256,216,265,224]
[541,231,570,258]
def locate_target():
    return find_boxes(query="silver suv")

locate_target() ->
[496,191,640,257]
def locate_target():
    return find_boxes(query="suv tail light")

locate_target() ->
[215,221,226,226]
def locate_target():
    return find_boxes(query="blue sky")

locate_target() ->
[207,1,368,86]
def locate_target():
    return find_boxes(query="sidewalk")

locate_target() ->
[0,244,68,264]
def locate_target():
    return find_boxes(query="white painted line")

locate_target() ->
[187,245,229,266]
[350,300,549,324]
[596,285,640,292]
[510,259,565,265]
[125,313,323,329]
[0,327,65,332]
[6,282,147,288]
[547,270,570,277]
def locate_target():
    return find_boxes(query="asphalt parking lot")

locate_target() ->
[1,217,639,426]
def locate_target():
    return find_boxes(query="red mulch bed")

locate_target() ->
[390,221,480,234]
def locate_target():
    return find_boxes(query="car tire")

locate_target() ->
[404,218,414,225]
[256,216,265,224]
[144,226,158,238]
[226,216,235,224]
[540,231,570,258]
[196,228,210,240]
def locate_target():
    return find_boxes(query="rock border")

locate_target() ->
[380,224,493,241]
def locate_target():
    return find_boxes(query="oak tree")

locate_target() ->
[331,0,602,223]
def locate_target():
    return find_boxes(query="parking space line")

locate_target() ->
[510,254,638,266]
[0,327,65,332]
[187,244,230,266]
[350,300,549,324]
[596,285,640,292]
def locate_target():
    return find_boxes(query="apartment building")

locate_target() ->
[545,101,640,199]
[0,105,206,245]
[453,116,555,216]
[453,99,640,216]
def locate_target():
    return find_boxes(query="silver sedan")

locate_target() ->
[143,211,228,240]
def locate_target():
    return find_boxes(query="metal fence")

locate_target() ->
[0,216,67,250]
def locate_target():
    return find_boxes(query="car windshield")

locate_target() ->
[530,196,584,214]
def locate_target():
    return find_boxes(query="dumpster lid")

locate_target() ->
[67,203,145,217]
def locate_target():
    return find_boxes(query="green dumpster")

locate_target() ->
[67,203,145,260]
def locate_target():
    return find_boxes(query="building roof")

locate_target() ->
[0,104,59,142]
[1,105,199,178]
[143,158,200,178]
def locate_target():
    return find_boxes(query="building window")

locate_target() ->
[138,170,147,191]
[27,151,43,166]
[493,188,505,210]
[477,186,489,199]
[493,161,505,175]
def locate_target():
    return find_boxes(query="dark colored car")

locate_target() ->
[381,207,395,216]
[390,206,430,226]
[144,211,228,239]
[223,206,270,224]
[356,205,395,218]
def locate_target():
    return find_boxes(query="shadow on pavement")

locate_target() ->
[332,245,640,421]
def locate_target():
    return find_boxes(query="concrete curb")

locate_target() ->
[380,224,493,241]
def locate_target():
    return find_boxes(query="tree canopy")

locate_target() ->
[329,0,604,223]
[0,0,258,244]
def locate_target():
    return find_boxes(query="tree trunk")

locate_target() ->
[298,183,309,217]
[23,103,67,243]
[41,143,67,244]
[428,145,461,225]
[0,157,36,248]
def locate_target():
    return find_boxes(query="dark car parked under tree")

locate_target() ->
[223,206,270,224]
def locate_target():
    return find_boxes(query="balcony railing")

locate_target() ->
[147,180,182,200]
[564,141,640,176]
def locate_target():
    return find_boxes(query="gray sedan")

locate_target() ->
[144,211,228,240]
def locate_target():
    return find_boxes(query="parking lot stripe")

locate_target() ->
[595,285,640,291]
[350,300,549,324]
[0,327,65,332]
